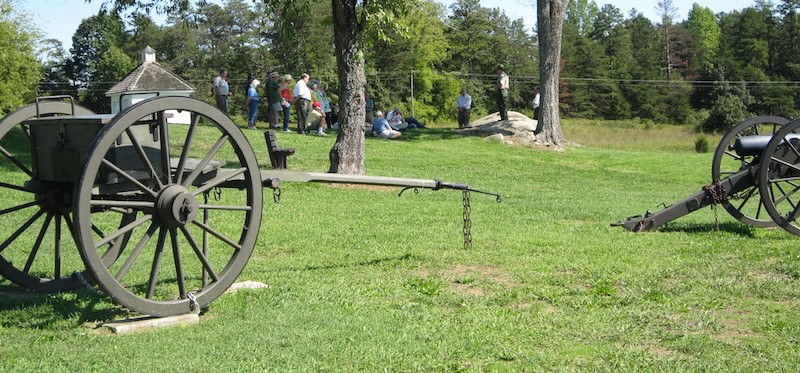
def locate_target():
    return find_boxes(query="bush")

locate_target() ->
[695,134,710,153]
[703,94,750,133]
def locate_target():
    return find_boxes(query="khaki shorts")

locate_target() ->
[376,129,400,138]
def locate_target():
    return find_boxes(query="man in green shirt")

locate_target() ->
[267,71,282,129]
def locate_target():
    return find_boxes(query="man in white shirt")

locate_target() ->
[292,73,312,134]
[495,65,509,121]
[456,88,472,128]
[213,68,231,115]
[532,87,540,122]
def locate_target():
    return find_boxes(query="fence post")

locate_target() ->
[410,70,415,118]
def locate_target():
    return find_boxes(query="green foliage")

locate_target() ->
[694,134,710,153]
[687,4,720,68]
[703,94,751,132]
[0,0,41,114]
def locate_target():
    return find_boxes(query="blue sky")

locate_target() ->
[22,0,758,52]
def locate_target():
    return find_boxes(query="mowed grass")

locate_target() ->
[1,119,799,370]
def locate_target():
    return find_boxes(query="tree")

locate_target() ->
[655,0,678,79]
[0,0,41,113]
[686,4,720,72]
[536,0,569,145]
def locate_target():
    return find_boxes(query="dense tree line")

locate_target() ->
[9,0,800,133]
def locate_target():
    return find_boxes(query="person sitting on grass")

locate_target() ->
[387,108,409,130]
[372,110,401,139]
[306,101,328,136]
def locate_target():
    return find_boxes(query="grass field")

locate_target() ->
[1,119,798,371]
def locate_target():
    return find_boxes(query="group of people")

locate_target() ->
[212,68,338,136]
[454,65,541,129]
[370,107,426,139]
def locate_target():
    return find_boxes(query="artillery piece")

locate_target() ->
[614,115,800,236]
[0,96,500,317]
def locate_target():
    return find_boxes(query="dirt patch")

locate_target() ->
[646,344,677,357]
[750,271,792,282]
[443,264,520,287]
[326,183,398,191]
[449,283,486,296]
[712,307,761,342]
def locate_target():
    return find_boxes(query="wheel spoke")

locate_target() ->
[198,204,252,211]
[94,214,153,249]
[125,127,164,190]
[0,209,45,254]
[54,214,62,279]
[176,113,200,185]
[23,213,54,274]
[158,111,172,185]
[0,181,32,193]
[0,145,33,177]
[169,228,187,298]
[773,182,798,211]
[723,150,743,161]
[192,167,246,196]
[736,187,756,211]
[115,222,159,282]
[0,201,38,216]
[182,135,229,188]
[191,219,243,252]
[146,227,168,299]
[101,159,158,198]
[769,156,800,175]
[774,182,800,206]
[179,226,219,282]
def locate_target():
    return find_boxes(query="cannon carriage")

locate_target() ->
[0,96,499,317]
[614,115,800,236]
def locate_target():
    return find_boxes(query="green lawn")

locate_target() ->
[1,121,798,370]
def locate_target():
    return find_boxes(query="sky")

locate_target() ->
[21,0,759,52]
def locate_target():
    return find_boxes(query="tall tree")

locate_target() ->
[0,0,40,113]
[536,0,569,145]
[655,0,678,79]
[686,4,720,72]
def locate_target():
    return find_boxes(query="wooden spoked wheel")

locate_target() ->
[758,117,800,236]
[74,97,263,317]
[712,116,789,227]
[0,101,129,292]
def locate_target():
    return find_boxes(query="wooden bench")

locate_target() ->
[264,130,295,169]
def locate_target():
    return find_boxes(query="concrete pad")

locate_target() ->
[225,280,268,294]
[100,313,199,334]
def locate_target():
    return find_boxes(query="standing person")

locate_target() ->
[495,65,509,121]
[532,87,541,122]
[213,68,231,115]
[365,91,375,124]
[456,88,472,128]
[266,72,282,129]
[279,74,294,132]
[245,79,260,129]
[293,73,312,135]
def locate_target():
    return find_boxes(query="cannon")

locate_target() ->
[614,115,800,236]
[0,96,500,317]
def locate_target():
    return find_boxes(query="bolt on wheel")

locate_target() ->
[74,97,263,317]
[712,115,788,227]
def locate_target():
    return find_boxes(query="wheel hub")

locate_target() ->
[155,185,198,228]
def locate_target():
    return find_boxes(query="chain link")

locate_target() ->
[702,180,728,231]
[187,292,200,314]
[273,187,281,203]
[463,190,472,250]
[213,187,222,201]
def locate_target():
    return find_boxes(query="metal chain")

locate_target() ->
[462,190,472,250]
[187,292,200,314]
[702,181,728,231]
[273,187,281,203]
[73,271,102,295]
[213,187,222,201]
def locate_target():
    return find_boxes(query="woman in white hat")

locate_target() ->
[246,79,261,129]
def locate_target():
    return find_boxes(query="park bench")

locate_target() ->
[264,130,295,169]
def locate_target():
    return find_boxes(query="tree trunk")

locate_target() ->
[328,0,366,174]
[536,0,568,145]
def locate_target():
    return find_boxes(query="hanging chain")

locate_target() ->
[702,180,727,231]
[273,187,282,203]
[187,292,200,314]
[462,190,472,249]
[73,271,102,295]
[213,187,222,201]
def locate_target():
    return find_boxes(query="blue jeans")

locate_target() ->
[248,100,259,125]
[282,105,291,130]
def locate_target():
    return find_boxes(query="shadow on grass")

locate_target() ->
[274,253,416,272]
[0,284,128,329]
[659,221,757,237]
